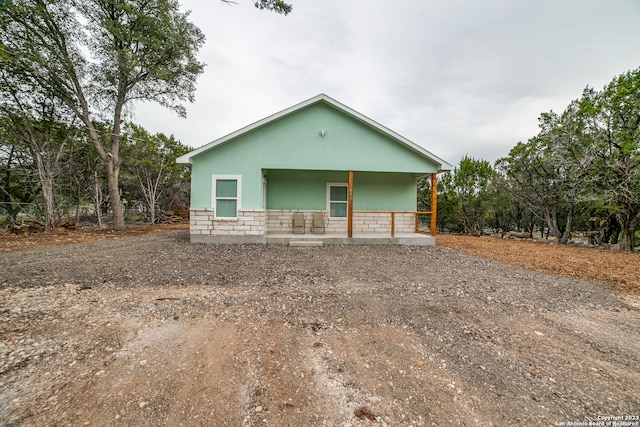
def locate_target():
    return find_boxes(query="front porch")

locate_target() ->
[189,171,440,246]
[189,207,436,246]
[265,231,435,246]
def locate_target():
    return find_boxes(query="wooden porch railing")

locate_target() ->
[353,210,435,237]
[347,172,438,238]
[391,211,434,237]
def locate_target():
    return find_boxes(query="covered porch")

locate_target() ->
[264,169,438,237]
[189,169,439,246]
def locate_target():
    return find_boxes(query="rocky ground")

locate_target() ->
[0,226,639,426]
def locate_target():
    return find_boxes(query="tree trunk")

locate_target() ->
[40,175,56,232]
[82,122,125,230]
[150,204,156,224]
[93,171,103,228]
[618,229,634,252]
[559,210,573,245]
[105,156,124,230]
[611,229,620,245]
[139,172,159,225]
[543,204,572,244]
[75,196,81,224]
[1,146,24,223]
[109,97,126,230]
[601,214,620,244]
[32,147,56,232]
[617,212,635,252]
[543,207,563,243]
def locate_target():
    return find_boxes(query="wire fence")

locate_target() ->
[0,202,149,226]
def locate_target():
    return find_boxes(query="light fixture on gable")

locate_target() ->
[318,130,327,137]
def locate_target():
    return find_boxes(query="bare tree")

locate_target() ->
[0,85,76,231]
[121,124,190,224]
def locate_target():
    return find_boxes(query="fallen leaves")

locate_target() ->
[354,406,376,421]
[0,223,188,253]
[437,234,640,294]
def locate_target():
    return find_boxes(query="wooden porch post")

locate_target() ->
[430,173,437,235]
[391,212,395,237]
[348,170,354,238]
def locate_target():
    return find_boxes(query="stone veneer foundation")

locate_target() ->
[189,208,435,245]
[190,208,420,243]
[266,210,416,234]
[189,208,265,243]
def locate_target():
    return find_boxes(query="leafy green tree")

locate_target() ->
[418,172,460,233]
[13,117,73,231]
[223,0,292,14]
[453,155,495,235]
[581,69,640,252]
[1,0,292,230]
[484,167,521,233]
[496,103,590,244]
[256,0,292,14]
[497,67,639,250]
[418,157,496,234]
[1,0,206,229]
[538,105,588,242]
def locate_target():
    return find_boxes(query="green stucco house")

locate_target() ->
[177,94,452,245]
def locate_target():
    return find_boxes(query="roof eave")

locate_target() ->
[176,94,453,171]
[176,95,328,164]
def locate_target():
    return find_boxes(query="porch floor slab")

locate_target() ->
[266,232,435,246]
[288,240,324,247]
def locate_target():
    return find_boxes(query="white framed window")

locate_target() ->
[212,175,242,219]
[326,182,348,218]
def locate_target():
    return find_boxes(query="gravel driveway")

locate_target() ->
[1,230,639,426]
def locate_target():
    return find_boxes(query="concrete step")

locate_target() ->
[289,240,324,247]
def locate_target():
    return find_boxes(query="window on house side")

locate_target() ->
[213,175,241,218]
[327,182,348,218]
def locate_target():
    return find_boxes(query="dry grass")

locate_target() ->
[0,223,188,252]
[437,234,640,294]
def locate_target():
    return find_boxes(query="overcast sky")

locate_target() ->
[133,0,639,167]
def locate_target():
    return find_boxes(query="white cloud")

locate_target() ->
[133,0,640,166]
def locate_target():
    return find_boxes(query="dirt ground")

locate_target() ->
[1,226,639,426]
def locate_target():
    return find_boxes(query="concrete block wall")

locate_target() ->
[265,210,415,234]
[190,208,265,236]
[394,213,417,233]
[326,217,348,233]
[266,210,341,234]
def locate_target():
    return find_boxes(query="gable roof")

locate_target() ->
[177,94,452,172]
